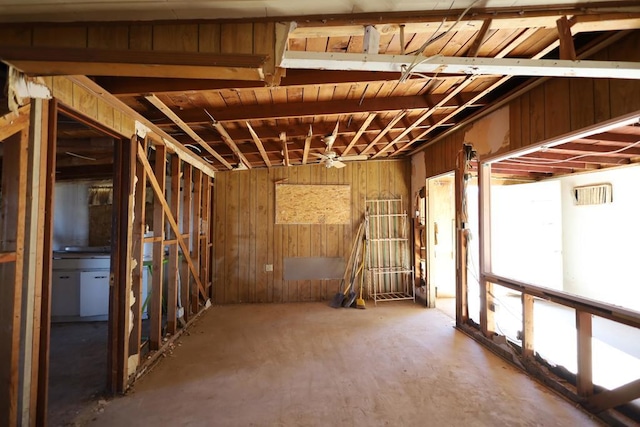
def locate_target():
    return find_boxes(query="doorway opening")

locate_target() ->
[47,108,119,426]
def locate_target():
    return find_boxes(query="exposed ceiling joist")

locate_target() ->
[361,111,406,155]
[246,122,272,168]
[0,46,267,81]
[212,121,252,169]
[280,51,640,80]
[144,94,231,170]
[342,113,376,156]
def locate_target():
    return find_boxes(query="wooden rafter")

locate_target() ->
[382,77,476,156]
[144,94,230,170]
[1,46,267,81]
[246,122,272,168]
[136,143,208,301]
[361,112,406,155]
[302,125,312,165]
[466,19,492,57]
[408,27,628,157]
[342,113,376,156]
[212,121,252,169]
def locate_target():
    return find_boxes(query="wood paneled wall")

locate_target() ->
[421,31,640,178]
[508,32,640,152]
[212,160,411,304]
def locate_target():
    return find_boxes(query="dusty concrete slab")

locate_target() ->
[84,302,600,426]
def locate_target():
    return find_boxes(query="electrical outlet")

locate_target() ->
[265,264,273,272]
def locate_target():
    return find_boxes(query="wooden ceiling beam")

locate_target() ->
[465,19,492,58]
[581,131,640,145]
[150,92,484,126]
[280,51,640,80]
[97,70,418,96]
[1,46,266,81]
[246,122,272,168]
[342,112,376,156]
[360,111,406,155]
[212,121,252,169]
[144,94,230,170]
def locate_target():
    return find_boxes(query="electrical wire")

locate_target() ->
[399,0,480,83]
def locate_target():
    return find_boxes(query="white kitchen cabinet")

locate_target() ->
[79,271,110,317]
[51,271,80,317]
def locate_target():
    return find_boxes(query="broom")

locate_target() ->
[356,239,367,309]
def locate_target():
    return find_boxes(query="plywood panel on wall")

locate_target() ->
[213,160,410,304]
[275,184,350,224]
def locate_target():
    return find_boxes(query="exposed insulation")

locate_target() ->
[275,184,350,224]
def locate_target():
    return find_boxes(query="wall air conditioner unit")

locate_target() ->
[573,183,612,206]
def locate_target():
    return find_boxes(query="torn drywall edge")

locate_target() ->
[8,67,52,112]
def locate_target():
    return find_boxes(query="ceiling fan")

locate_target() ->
[312,121,368,168]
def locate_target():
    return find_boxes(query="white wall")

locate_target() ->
[491,180,564,290]
[561,165,640,311]
[53,182,90,250]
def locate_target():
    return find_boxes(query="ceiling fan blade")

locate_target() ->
[338,154,369,161]
[311,152,327,159]
[332,160,347,169]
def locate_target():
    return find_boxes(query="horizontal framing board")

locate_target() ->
[284,257,345,280]
[276,184,350,224]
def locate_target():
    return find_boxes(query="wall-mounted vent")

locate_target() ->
[573,183,612,206]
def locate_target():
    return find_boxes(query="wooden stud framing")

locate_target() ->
[150,143,167,351]
[181,164,193,320]
[191,169,202,315]
[136,143,207,300]
[36,98,57,427]
[130,138,147,356]
[576,310,593,398]
[0,129,28,427]
[521,294,534,360]
[200,176,210,294]
[302,126,312,165]
[166,154,181,335]
[478,162,495,337]
[108,135,136,393]
[21,99,50,424]
[455,148,468,326]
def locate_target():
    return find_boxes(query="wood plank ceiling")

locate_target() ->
[3,3,640,179]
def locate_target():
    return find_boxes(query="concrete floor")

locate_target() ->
[49,322,108,426]
[80,301,598,427]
